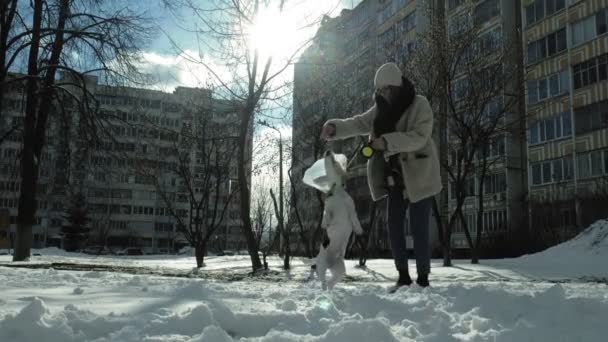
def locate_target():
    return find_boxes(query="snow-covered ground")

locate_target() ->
[1,221,607,341]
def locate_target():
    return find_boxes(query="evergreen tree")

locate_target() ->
[61,193,90,251]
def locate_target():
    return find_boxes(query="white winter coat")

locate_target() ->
[325,95,442,203]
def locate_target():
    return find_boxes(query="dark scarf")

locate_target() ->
[372,76,416,138]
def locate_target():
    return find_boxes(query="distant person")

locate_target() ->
[320,62,441,291]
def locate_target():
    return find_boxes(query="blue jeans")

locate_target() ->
[387,187,432,275]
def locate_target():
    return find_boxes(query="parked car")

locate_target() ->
[82,246,111,255]
[116,247,144,256]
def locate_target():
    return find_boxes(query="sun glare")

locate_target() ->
[249,7,300,60]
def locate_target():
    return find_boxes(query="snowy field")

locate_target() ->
[0,221,607,342]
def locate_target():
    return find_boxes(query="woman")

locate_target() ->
[321,62,441,291]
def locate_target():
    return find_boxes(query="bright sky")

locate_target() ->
[140,0,362,91]
[136,0,364,200]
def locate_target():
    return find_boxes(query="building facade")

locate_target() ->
[444,0,528,250]
[292,0,608,256]
[0,74,249,254]
[523,0,608,236]
[292,0,441,256]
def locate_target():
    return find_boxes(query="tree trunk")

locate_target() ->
[442,243,452,267]
[472,182,485,265]
[237,106,262,271]
[195,242,206,268]
[13,0,43,261]
[283,236,290,269]
[433,198,453,267]
[288,172,312,258]
[270,188,289,270]
[458,209,476,264]
[263,252,268,270]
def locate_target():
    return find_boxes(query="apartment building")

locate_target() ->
[444,0,528,249]
[523,0,608,235]
[292,0,440,255]
[0,74,249,253]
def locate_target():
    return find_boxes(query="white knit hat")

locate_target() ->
[374,62,402,89]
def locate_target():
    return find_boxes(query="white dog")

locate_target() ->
[311,151,364,290]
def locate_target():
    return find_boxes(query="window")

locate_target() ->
[379,2,395,23]
[575,149,608,179]
[577,153,591,178]
[526,0,565,26]
[532,163,542,185]
[531,155,574,185]
[556,28,567,52]
[574,99,608,134]
[598,8,608,35]
[562,111,572,136]
[529,112,572,145]
[598,54,608,81]
[572,16,596,46]
[546,118,556,140]
[474,0,500,25]
[466,178,475,197]
[591,150,603,175]
[546,0,565,16]
[564,156,574,180]
[484,173,506,194]
[526,1,543,26]
[553,159,563,181]
[527,80,539,105]
[559,69,570,93]
[542,161,552,183]
[549,73,559,95]
[448,0,464,10]
[530,122,539,144]
[452,77,469,102]
[397,12,416,35]
[478,27,502,55]
[378,27,395,50]
[538,78,548,100]
[527,28,566,64]
[573,54,607,89]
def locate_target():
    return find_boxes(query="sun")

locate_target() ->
[248,7,300,60]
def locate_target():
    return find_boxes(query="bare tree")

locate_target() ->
[141,101,238,268]
[252,183,277,269]
[402,2,523,265]
[0,0,21,146]
[9,0,153,261]
[159,0,339,271]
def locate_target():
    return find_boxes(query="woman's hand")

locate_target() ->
[370,137,387,151]
[320,123,336,140]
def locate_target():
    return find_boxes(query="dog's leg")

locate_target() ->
[327,258,345,290]
[315,248,328,290]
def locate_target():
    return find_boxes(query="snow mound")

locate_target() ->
[1,266,608,342]
[511,219,608,279]
[564,219,608,252]
[528,219,608,259]
[2,283,607,342]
